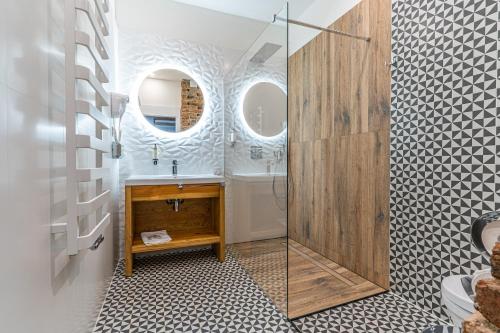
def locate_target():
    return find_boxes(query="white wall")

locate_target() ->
[0,1,118,332]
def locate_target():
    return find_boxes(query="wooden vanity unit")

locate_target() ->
[124,176,225,277]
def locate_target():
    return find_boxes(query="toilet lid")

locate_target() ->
[441,275,475,312]
[471,212,500,257]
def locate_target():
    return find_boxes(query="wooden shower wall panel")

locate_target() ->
[288,0,391,288]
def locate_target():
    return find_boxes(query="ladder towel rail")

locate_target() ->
[57,0,112,255]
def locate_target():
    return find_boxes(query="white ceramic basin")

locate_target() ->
[125,174,225,186]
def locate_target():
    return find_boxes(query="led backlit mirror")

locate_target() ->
[242,82,286,137]
[138,69,204,133]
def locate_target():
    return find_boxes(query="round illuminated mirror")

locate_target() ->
[138,69,204,133]
[243,82,286,137]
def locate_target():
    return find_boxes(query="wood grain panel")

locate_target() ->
[368,0,392,131]
[230,238,384,319]
[125,186,133,276]
[133,199,214,234]
[130,184,220,201]
[214,186,225,262]
[287,239,385,319]
[132,231,220,254]
[288,0,391,290]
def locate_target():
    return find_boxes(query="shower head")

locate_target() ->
[249,42,282,64]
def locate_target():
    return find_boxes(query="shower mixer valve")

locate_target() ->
[152,144,159,165]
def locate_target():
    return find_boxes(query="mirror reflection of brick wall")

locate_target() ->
[180,79,204,130]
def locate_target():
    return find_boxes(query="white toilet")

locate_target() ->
[441,268,493,327]
[440,212,500,327]
[441,275,475,326]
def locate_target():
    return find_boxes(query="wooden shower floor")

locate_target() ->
[287,239,385,318]
[230,238,385,319]
[229,238,288,314]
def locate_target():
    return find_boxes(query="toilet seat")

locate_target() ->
[442,291,473,321]
[441,275,475,313]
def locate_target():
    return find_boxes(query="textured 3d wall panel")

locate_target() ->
[224,57,287,176]
[390,0,499,319]
[117,34,225,252]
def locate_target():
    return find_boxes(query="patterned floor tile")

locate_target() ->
[229,239,287,314]
[93,249,295,333]
[94,249,448,333]
[293,293,447,333]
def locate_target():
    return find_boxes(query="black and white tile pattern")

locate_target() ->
[293,293,446,333]
[228,240,287,314]
[94,250,445,333]
[390,0,499,319]
[93,250,293,333]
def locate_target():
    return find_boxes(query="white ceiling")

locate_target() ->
[115,0,269,53]
[115,0,359,68]
[173,0,315,22]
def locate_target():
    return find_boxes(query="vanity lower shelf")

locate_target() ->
[131,230,221,254]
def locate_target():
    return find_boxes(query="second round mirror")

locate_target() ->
[243,82,286,137]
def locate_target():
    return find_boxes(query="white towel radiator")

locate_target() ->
[51,0,112,255]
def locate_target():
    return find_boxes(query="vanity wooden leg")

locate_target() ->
[215,243,225,262]
[215,186,225,262]
[125,253,133,277]
[125,186,133,277]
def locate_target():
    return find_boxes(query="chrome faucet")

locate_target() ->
[172,160,178,176]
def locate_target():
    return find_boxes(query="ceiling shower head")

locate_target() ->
[249,42,282,64]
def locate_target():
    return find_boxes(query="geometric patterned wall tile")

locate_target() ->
[390,0,499,319]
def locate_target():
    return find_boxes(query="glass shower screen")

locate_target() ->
[224,3,288,317]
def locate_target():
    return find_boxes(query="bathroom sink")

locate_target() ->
[125,174,225,186]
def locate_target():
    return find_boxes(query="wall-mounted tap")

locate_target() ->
[152,144,159,165]
[172,160,178,176]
